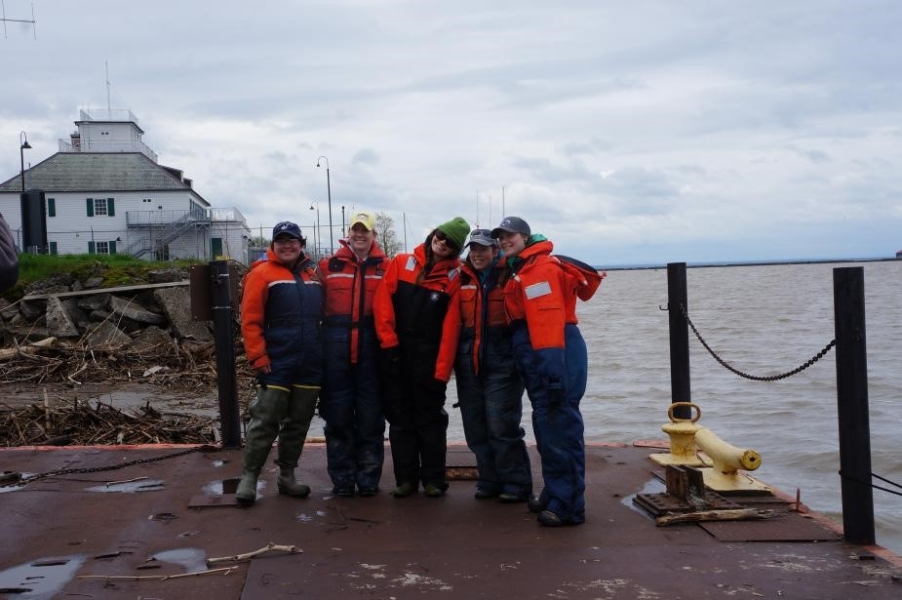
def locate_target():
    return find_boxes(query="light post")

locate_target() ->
[316,156,334,254]
[341,205,346,236]
[19,131,31,193]
[309,202,321,261]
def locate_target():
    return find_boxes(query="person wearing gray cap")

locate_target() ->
[454,228,533,503]
[491,216,604,527]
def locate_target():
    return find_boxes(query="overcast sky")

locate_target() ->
[2,0,901,265]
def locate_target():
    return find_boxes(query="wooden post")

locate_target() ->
[667,263,691,420]
[833,266,875,545]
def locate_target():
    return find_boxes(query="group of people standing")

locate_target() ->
[235,210,603,527]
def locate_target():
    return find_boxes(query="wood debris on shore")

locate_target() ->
[0,396,219,446]
[0,338,257,447]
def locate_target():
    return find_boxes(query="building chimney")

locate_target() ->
[70,131,81,151]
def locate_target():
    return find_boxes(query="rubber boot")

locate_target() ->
[236,385,290,506]
[276,385,318,498]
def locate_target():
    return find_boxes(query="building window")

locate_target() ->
[95,241,110,254]
[47,198,56,217]
[86,197,116,217]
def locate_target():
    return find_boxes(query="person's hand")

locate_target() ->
[250,355,271,374]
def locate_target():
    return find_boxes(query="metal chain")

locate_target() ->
[2,445,213,488]
[680,304,836,382]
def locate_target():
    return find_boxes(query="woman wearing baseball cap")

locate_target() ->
[318,211,390,497]
[236,221,324,506]
[373,216,471,498]
[491,216,604,526]
[454,229,532,503]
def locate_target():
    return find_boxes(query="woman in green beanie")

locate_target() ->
[373,216,471,497]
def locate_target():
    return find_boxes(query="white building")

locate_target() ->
[0,108,251,263]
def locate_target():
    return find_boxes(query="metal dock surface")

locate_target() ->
[1,442,900,599]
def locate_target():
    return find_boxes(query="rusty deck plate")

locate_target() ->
[1,443,899,600]
[700,512,842,542]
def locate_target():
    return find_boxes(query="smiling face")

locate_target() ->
[348,223,376,258]
[467,243,497,271]
[273,235,303,265]
[431,230,460,259]
[496,231,527,259]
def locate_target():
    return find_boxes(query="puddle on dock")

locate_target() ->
[0,472,34,494]
[622,478,665,517]
[202,477,255,496]
[0,555,86,599]
[86,479,165,493]
[148,548,207,573]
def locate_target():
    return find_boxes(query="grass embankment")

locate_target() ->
[4,254,202,301]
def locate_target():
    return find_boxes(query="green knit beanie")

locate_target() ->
[436,216,471,250]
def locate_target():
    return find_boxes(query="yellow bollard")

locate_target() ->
[649,403,712,467]
[694,427,770,493]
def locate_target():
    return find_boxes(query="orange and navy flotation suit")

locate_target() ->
[456,258,509,376]
[240,247,324,386]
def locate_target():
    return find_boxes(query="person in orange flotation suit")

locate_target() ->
[236,221,324,507]
[491,216,604,526]
[319,211,390,497]
[374,216,470,498]
[454,228,532,503]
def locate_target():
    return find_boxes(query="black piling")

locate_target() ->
[210,260,242,448]
[833,266,875,545]
[667,262,692,420]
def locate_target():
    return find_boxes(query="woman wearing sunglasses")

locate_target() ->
[373,216,471,498]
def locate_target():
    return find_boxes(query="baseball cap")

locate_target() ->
[349,211,376,231]
[272,221,303,241]
[491,216,531,238]
[467,228,498,247]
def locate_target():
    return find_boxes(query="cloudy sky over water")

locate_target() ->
[2,0,901,265]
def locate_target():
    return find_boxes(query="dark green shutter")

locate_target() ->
[109,240,117,254]
[49,242,58,255]
[86,198,94,217]
[88,241,95,254]
[47,198,56,217]
[108,198,115,216]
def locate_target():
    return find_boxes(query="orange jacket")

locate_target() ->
[504,239,602,351]
[319,239,389,364]
[373,243,462,382]
[457,259,508,375]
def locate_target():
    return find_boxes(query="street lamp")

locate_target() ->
[309,202,321,260]
[316,156,334,255]
[19,131,32,193]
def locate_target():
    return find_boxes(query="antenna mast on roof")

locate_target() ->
[106,61,112,113]
[1,0,37,39]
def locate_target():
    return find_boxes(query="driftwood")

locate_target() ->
[0,397,218,446]
[656,508,786,526]
[206,542,303,565]
[78,566,236,581]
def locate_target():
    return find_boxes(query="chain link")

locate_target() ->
[680,304,835,382]
[2,445,214,488]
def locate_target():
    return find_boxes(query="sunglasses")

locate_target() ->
[433,230,460,251]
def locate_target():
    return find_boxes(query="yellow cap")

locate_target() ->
[349,211,376,231]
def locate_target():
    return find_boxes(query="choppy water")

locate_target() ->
[446,259,902,555]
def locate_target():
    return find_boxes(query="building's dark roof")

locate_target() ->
[0,152,202,199]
